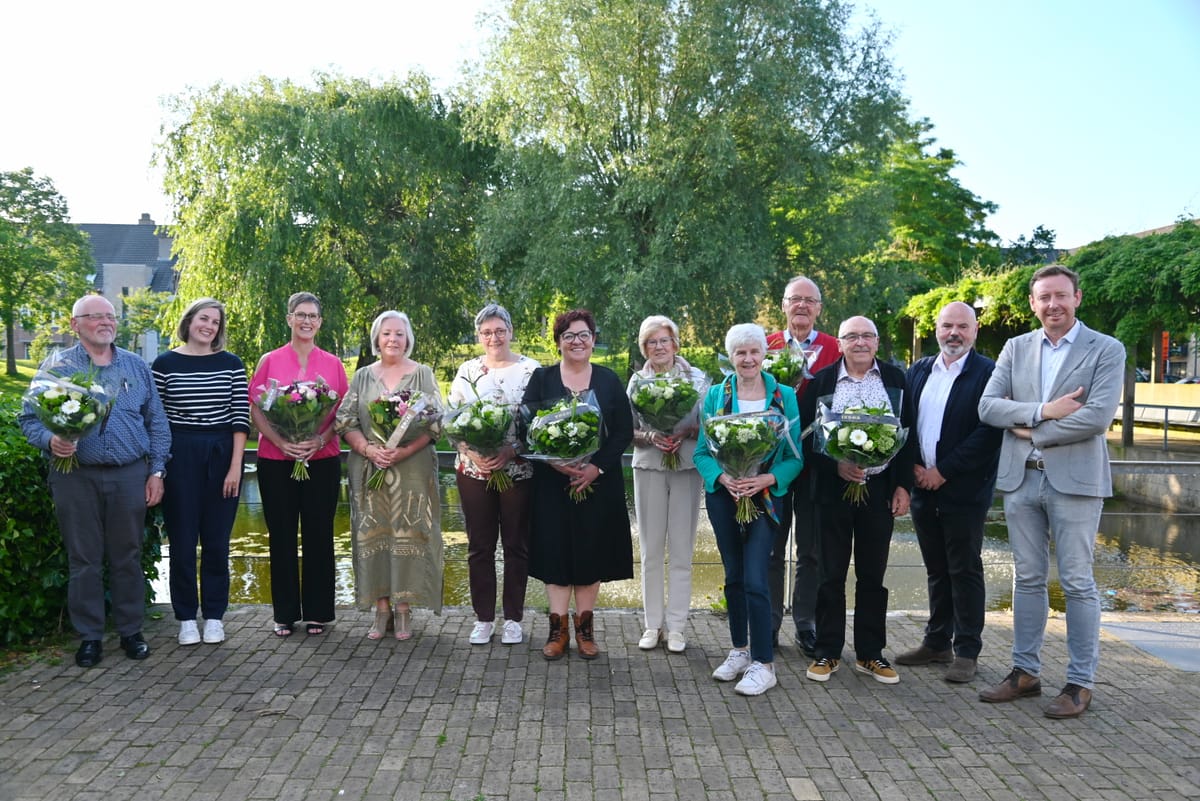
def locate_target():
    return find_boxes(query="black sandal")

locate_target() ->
[306,622,326,636]
[273,622,294,637]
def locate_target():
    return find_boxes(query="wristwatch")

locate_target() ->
[151,470,165,479]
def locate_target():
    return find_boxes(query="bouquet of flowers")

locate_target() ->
[24,368,116,472]
[815,391,908,505]
[443,398,515,492]
[703,410,796,524]
[523,391,602,502]
[762,343,823,389]
[255,377,340,481]
[628,373,708,470]
[365,389,442,490]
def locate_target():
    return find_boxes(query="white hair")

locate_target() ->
[725,323,767,355]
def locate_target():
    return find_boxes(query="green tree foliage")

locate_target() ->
[117,286,172,353]
[158,75,492,369]
[473,0,904,352]
[0,169,93,376]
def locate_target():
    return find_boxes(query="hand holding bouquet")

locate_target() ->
[365,389,442,489]
[815,393,908,505]
[523,392,602,502]
[24,369,116,472]
[628,373,707,470]
[762,343,823,389]
[255,377,340,480]
[443,399,515,492]
[703,410,794,524]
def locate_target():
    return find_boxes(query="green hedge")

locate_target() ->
[0,395,162,646]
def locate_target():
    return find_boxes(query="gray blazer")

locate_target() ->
[978,321,1124,498]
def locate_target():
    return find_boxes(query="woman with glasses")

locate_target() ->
[446,304,539,646]
[152,298,249,647]
[521,309,634,660]
[628,316,706,654]
[249,292,348,638]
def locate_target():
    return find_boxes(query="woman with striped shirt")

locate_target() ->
[152,298,250,646]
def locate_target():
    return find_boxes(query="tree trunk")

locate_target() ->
[5,318,17,376]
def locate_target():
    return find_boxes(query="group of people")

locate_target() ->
[22,263,1123,718]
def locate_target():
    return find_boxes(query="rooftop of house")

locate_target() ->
[78,213,177,293]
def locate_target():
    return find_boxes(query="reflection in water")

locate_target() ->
[154,473,1200,615]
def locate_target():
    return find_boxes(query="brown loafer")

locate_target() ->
[1044,684,1092,719]
[944,656,977,683]
[894,644,953,665]
[978,667,1041,703]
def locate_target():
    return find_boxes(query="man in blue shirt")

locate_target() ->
[20,294,171,667]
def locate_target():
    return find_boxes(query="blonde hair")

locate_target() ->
[637,315,680,358]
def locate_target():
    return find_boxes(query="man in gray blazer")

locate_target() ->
[977,265,1124,718]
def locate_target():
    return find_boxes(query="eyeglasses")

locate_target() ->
[289,312,321,322]
[478,328,508,340]
[73,313,117,322]
[839,332,878,343]
[784,296,822,306]
[645,337,674,349]
[560,330,594,343]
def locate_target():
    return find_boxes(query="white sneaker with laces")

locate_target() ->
[712,648,752,681]
[638,628,662,650]
[178,620,201,646]
[501,620,523,645]
[666,631,686,653]
[469,621,495,645]
[735,662,777,696]
[202,619,225,644]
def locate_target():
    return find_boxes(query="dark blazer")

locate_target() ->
[799,358,917,504]
[906,349,1002,508]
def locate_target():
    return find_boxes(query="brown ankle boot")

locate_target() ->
[574,610,600,660]
[542,613,569,660]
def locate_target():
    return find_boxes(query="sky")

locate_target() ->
[2,0,1197,250]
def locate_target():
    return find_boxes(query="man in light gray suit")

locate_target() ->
[977,264,1124,718]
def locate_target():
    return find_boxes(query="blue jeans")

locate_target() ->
[1003,469,1103,688]
[706,490,775,664]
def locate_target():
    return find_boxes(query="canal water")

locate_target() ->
[152,469,1200,616]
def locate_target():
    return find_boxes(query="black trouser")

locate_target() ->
[910,489,988,659]
[768,478,821,637]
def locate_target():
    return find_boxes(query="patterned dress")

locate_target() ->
[336,363,443,613]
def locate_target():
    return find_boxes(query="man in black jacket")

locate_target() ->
[896,302,1001,682]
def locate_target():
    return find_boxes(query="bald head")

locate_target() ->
[935,301,978,363]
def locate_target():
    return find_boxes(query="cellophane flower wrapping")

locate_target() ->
[365,389,442,490]
[443,398,515,492]
[24,367,117,472]
[255,376,340,481]
[523,391,603,502]
[703,409,793,524]
[814,390,908,505]
[628,372,708,470]
[761,343,823,389]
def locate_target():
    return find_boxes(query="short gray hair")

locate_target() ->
[474,303,513,332]
[369,310,414,357]
[725,323,767,355]
[637,315,679,358]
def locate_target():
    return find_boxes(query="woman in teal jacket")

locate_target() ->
[694,323,802,697]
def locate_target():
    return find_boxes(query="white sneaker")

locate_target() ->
[638,628,662,650]
[712,648,752,681]
[202,619,225,644]
[178,620,201,646]
[666,632,686,653]
[735,662,777,696]
[501,620,523,645]
[469,621,495,645]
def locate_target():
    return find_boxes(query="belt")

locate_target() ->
[1024,458,1046,471]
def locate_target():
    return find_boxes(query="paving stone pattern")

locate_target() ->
[1,609,1197,801]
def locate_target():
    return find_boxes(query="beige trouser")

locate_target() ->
[633,468,702,633]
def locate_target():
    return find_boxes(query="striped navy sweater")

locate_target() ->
[151,350,251,433]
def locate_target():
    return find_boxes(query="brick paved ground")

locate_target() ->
[1,607,1197,801]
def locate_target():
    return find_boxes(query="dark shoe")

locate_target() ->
[895,644,954,666]
[573,611,600,660]
[772,630,780,649]
[119,633,150,660]
[944,656,977,683]
[542,613,569,661]
[795,630,817,659]
[978,667,1041,703]
[1044,683,1092,719]
[75,640,102,668]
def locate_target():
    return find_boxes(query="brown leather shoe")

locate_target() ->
[894,644,953,665]
[1044,683,1092,718]
[978,667,1041,703]
[944,656,977,683]
[574,611,600,660]
[542,613,569,661]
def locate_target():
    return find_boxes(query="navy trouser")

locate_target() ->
[910,490,988,659]
[706,489,776,664]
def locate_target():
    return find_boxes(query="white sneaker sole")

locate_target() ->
[735,676,777,696]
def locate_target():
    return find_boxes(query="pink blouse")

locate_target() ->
[249,343,349,461]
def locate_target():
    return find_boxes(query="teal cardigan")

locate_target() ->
[692,371,803,495]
